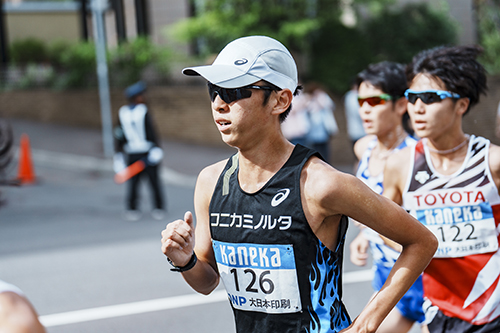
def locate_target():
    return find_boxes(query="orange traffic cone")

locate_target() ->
[17,134,36,184]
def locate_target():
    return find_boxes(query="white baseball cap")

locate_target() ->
[182,36,298,92]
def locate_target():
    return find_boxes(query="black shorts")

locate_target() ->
[427,309,500,333]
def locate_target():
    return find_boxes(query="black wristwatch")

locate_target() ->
[167,252,197,272]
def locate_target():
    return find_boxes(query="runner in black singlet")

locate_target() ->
[210,145,350,332]
[161,35,437,333]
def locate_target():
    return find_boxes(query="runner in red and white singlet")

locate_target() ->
[383,45,500,332]
[403,136,500,325]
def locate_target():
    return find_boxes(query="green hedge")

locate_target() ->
[6,38,171,89]
[10,38,48,64]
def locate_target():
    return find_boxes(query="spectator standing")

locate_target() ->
[114,81,165,221]
[281,90,310,146]
[344,83,365,147]
[303,82,338,163]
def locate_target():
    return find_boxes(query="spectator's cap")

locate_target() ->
[125,81,146,99]
[183,36,298,92]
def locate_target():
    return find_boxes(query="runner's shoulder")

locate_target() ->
[386,145,412,170]
[302,155,358,199]
[197,160,228,186]
[353,135,376,160]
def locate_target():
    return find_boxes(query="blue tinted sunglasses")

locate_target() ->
[208,82,277,104]
[404,89,461,104]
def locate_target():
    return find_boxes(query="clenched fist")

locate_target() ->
[161,211,195,267]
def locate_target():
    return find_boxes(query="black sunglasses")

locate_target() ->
[207,82,277,104]
[404,89,461,105]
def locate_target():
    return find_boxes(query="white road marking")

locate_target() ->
[344,269,374,284]
[39,291,229,327]
[39,269,373,327]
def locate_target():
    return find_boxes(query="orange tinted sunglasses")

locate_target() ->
[357,93,392,107]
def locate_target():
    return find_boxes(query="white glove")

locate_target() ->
[147,147,163,165]
[113,153,126,173]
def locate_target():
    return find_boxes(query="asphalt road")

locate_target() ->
[0,120,420,333]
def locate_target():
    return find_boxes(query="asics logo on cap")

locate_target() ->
[271,189,290,207]
[234,59,248,66]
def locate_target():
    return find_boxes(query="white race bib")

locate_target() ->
[212,240,302,314]
[414,202,498,258]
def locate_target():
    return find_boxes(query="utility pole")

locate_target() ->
[90,0,114,158]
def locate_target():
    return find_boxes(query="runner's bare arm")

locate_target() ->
[301,157,437,332]
[382,149,412,205]
[349,135,374,266]
[349,231,369,266]
[377,149,414,251]
[161,161,226,295]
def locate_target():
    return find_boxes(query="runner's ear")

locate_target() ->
[394,96,408,116]
[271,89,293,117]
[456,97,470,116]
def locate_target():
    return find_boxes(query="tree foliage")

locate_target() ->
[308,21,373,93]
[171,0,459,93]
[308,2,458,92]
[171,0,342,55]
[476,0,500,74]
[108,37,171,86]
[361,2,458,64]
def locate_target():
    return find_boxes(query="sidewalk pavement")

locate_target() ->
[5,118,354,185]
[6,118,238,187]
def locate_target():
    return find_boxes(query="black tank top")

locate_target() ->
[209,144,351,332]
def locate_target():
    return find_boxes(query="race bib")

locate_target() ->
[415,202,498,258]
[212,240,302,314]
